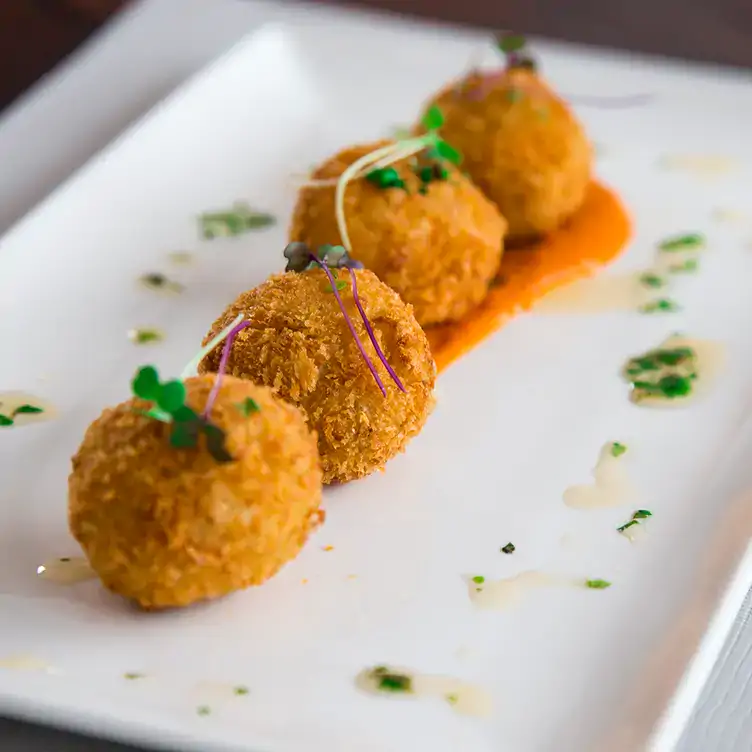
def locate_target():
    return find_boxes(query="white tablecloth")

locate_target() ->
[1,1,750,749]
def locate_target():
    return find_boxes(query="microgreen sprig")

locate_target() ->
[131,365,232,463]
[284,243,406,397]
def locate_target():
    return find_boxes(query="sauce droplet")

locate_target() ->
[563,442,636,510]
[36,557,96,585]
[0,392,56,428]
[467,571,568,610]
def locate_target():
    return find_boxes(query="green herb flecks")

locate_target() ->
[472,575,485,584]
[501,542,516,554]
[446,693,459,706]
[639,298,681,314]
[617,509,653,535]
[138,272,184,294]
[669,258,699,274]
[325,280,348,293]
[200,203,275,239]
[236,397,260,417]
[196,705,212,716]
[0,403,44,427]
[366,166,406,191]
[131,365,232,463]
[639,272,665,289]
[369,666,414,694]
[123,672,145,680]
[610,442,627,458]
[623,344,699,404]
[233,685,250,696]
[128,327,164,345]
[585,579,612,590]
[658,233,705,252]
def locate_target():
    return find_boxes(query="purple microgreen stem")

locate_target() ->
[203,319,252,419]
[348,267,406,393]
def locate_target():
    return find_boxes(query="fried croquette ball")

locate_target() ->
[68,375,322,609]
[416,68,592,240]
[289,141,506,326]
[199,268,436,484]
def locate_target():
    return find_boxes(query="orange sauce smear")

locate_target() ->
[426,181,631,372]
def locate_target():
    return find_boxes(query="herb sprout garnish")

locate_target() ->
[128,327,164,345]
[138,272,184,294]
[284,242,406,397]
[131,365,232,463]
[617,509,653,534]
[639,298,680,314]
[236,397,260,416]
[472,575,485,584]
[624,344,698,403]
[302,106,460,257]
[201,318,251,420]
[610,442,627,458]
[670,258,699,274]
[585,579,612,589]
[0,403,44,427]
[659,233,705,252]
[496,32,536,70]
[369,666,414,694]
[200,203,275,239]
[501,542,515,554]
[180,314,245,380]
[639,273,665,289]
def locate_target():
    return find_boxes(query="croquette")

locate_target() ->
[68,375,323,609]
[416,68,592,240]
[289,141,507,327]
[199,268,436,484]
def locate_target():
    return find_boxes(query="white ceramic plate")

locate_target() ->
[2,9,752,752]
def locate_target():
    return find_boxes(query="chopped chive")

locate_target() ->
[585,579,612,589]
[669,258,699,274]
[633,509,653,519]
[196,705,212,716]
[639,272,665,289]
[472,575,485,584]
[375,672,413,693]
[233,686,250,696]
[639,298,681,314]
[14,404,43,415]
[658,233,705,252]
[236,397,260,416]
[610,442,627,457]
[617,520,639,533]
[128,327,164,345]
[138,272,184,294]
[200,203,275,239]
[0,414,13,427]
[501,542,515,554]
[446,693,459,705]
[123,672,145,680]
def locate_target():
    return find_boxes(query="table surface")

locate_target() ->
[1,1,751,750]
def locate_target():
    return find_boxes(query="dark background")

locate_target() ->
[2,0,752,113]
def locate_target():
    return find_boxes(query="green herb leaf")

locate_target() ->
[138,272,184,294]
[157,381,187,413]
[610,442,627,458]
[446,693,459,706]
[237,397,260,417]
[128,327,164,345]
[422,105,445,131]
[658,233,705,252]
[233,685,250,696]
[639,298,681,314]
[0,414,14,427]
[497,33,526,54]
[435,140,462,165]
[197,706,211,716]
[13,404,43,415]
[633,509,653,519]
[639,272,665,289]
[200,204,275,239]
[501,542,515,554]
[669,258,699,274]
[370,667,414,693]
[172,404,199,423]
[203,423,233,464]
[472,575,485,584]
[170,421,200,449]
[132,366,161,400]
[365,167,405,190]
[585,579,612,589]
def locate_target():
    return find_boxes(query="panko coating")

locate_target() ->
[289,141,507,327]
[68,375,323,609]
[199,268,436,484]
[415,68,592,240]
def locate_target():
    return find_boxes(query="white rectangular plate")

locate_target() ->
[2,9,752,752]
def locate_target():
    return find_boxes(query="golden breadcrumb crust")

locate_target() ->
[416,69,592,239]
[68,375,322,609]
[289,140,506,326]
[199,269,436,484]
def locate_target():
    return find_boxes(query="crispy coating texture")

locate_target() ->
[199,269,436,484]
[416,69,593,239]
[289,141,506,326]
[68,375,322,609]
